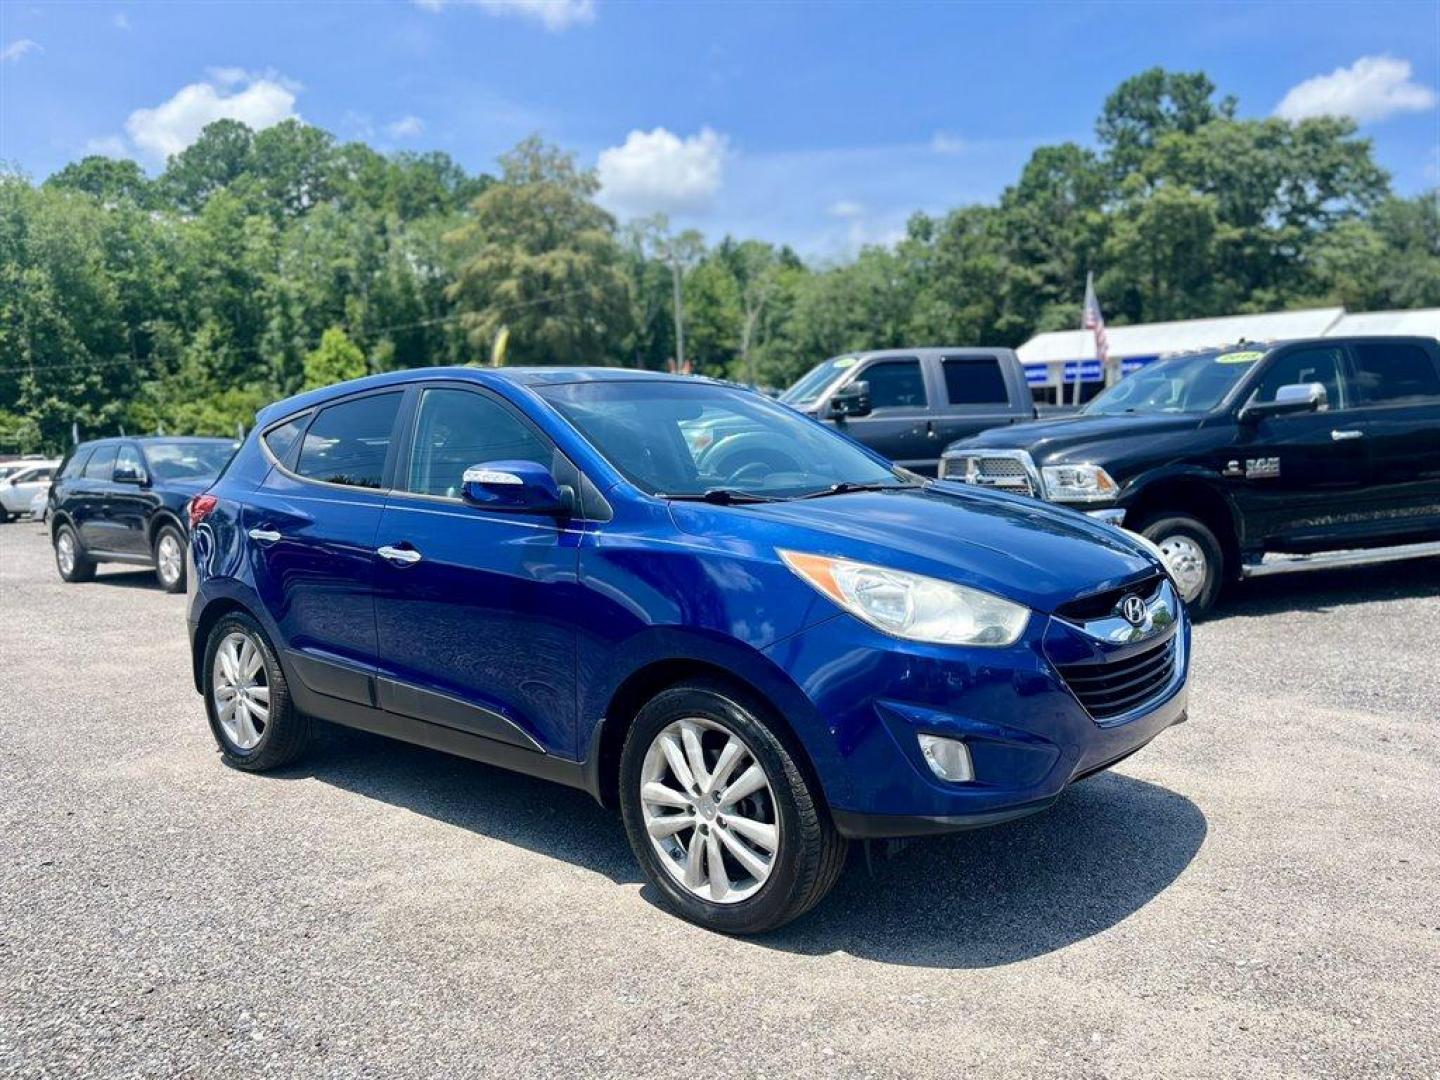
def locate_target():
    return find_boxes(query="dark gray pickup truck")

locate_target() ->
[779,347,1036,475]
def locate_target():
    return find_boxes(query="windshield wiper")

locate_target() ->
[794,480,915,500]
[663,488,782,505]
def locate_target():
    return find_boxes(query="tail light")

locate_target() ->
[188,494,218,529]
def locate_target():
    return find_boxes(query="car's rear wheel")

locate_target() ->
[53,523,96,583]
[153,524,187,593]
[203,613,311,771]
[619,680,847,934]
[1138,513,1224,615]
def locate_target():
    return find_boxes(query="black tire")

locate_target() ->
[1137,513,1225,616]
[152,523,187,594]
[202,613,312,771]
[619,679,847,934]
[0,510,12,524]
[53,523,96,583]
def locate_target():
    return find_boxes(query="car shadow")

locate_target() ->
[1210,556,1440,621]
[91,567,164,591]
[274,725,1205,967]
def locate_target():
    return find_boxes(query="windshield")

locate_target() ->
[778,355,860,407]
[144,441,237,481]
[538,380,904,499]
[1083,349,1267,415]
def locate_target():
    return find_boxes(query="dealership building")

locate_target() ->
[1019,305,1440,404]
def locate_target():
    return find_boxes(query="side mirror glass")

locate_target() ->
[828,379,872,419]
[1240,382,1326,423]
[461,460,573,516]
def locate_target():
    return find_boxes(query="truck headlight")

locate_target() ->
[1041,464,1118,503]
[779,551,1030,646]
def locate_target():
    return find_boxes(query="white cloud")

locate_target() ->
[416,0,596,32]
[1275,55,1437,124]
[123,71,300,161]
[1,39,42,64]
[828,199,864,219]
[386,115,425,139]
[597,126,728,217]
[113,13,131,30]
[930,131,966,155]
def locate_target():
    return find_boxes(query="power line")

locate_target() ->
[0,285,596,377]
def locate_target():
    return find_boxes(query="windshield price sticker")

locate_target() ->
[1216,350,1265,364]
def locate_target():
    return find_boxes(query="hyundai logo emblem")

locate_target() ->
[1120,595,1147,626]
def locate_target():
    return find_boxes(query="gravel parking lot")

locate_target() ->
[2,520,1437,1079]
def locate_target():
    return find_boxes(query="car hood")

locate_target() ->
[669,484,1161,615]
[952,412,1203,461]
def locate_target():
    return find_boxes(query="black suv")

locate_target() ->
[49,436,238,592]
[941,336,1440,614]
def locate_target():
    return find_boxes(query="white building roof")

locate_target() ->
[1017,307,1345,364]
[1327,307,1440,339]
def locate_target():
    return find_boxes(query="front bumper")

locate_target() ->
[763,582,1190,838]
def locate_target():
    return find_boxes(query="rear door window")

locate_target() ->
[83,445,117,480]
[942,357,1010,405]
[1350,342,1440,406]
[860,359,927,409]
[296,393,403,489]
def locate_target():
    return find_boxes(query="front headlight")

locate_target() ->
[779,551,1030,646]
[1041,463,1118,503]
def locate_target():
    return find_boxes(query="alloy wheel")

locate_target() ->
[56,531,75,575]
[157,533,183,587]
[639,717,780,904]
[1156,533,1208,603]
[212,631,271,750]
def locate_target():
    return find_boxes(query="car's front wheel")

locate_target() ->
[1138,513,1224,615]
[153,523,187,593]
[619,680,847,934]
[203,614,311,771]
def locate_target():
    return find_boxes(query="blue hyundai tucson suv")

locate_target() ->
[188,368,1190,933]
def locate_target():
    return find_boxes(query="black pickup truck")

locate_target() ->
[780,347,1036,474]
[940,336,1440,614]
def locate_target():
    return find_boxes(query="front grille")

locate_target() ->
[1055,573,1164,623]
[1057,635,1177,722]
[941,454,1036,496]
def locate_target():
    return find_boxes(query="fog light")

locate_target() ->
[917,733,974,782]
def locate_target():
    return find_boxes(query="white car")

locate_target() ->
[0,461,59,522]
[29,487,49,524]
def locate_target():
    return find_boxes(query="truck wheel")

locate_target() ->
[619,679,847,934]
[1138,514,1223,615]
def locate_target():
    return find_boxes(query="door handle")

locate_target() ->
[925,420,938,439]
[1330,429,1364,441]
[377,544,422,566]
[247,528,282,543]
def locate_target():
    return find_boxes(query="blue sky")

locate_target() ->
[2,1,1436,258]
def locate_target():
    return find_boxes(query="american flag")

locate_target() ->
[1082,271,1109,368]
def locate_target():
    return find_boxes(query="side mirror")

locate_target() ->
[461,460,573,516]
[827,379,872,419]
[114,466,149,485]
[1240,382,1326,423]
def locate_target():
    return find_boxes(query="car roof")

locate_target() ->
[254,366,723,425]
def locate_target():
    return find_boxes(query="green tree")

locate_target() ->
[446,136,633,365]
[302,326,367,390]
